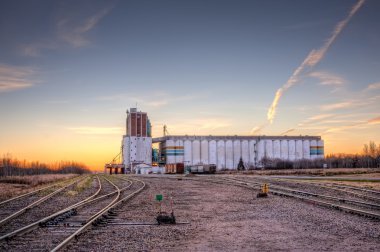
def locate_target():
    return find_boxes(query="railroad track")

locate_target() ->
[0,175,146,252]
[146,175,380,220]
[0,175,99,238]
[217,176,380,220]
[262,177,380,203]
[0,175,88,227]
[0,175,82,207]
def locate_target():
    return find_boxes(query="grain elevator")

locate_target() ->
[119,108,324,173]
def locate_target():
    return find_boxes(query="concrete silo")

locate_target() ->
[165,139,175,164]
[233,140,241,169]
[256,140,265,164]
[175,139,184,163]
[241,140,249,167]
[184,140,192,165]
[209,140,217,165]
[303,140,310,159]
[273,140,281,159]
[225,140,233,169]
[217,140,226,170]
[288,140,296,161]
[192,140,201,165]
[280,140,288,160]
[295,140,303,160]
[201,140,209,164]
[265,139,273,159]
[249,140,256,167]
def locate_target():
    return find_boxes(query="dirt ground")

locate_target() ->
[67,175,380,252]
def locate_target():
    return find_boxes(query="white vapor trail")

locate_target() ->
[266,0,365,124]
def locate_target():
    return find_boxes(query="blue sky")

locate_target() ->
[0,0,379,170]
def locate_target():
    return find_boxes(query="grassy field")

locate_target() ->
[0,174,79,200]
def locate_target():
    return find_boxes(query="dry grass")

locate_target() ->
[0,174,79,201]
[0,174,77,186]
[220,168,380,176]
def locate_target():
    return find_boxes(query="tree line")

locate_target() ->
[258,141,380,169]
[0,154,91,176]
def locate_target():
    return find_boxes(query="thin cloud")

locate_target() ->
[297,113,335,127]
[321,115,380,134]
[96,92,204,109]
[21,42,58,57]
[0,64,36,93]
[57,7,113,48]
[280,128,295,135]
[250,123,269,135]
[67,127,123,135]
[320,102,353,111]
[21,4,114,56]
[365,82,380,91]
[368,116,380,124]
[266,0,365,124]
[158,117,232,135]
[319,95,378,112]
[199,119,231,130]
[307,113,335,121]
[309,71,345,86]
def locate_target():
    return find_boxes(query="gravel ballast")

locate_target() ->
[63,175,380,251]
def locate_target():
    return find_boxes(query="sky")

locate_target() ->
[0,0,379,171]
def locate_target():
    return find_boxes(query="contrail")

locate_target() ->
[267,0,365,124]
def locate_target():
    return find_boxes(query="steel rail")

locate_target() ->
[50,177,146,252]
[0,175,83,207]
[267,177,380,203]
[262,176,380,196]
[222,177,380,210]
[147,175,380,220]
[326,183,380,195]
[0,176,87,227]
[218,177,380,220]
[57,175,134,214]
[0,175,103,241]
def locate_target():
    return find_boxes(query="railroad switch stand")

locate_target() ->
[257,183,269,198]
[155,194,176,225]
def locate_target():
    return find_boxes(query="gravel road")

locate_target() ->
[62,175,380,252]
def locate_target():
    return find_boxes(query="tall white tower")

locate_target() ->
[122,108,152,173]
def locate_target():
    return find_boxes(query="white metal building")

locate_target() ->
[154,135,324,170]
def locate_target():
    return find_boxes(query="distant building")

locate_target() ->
[122,108,152,172]
[119,108,324,172]
[153,135,324,170]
